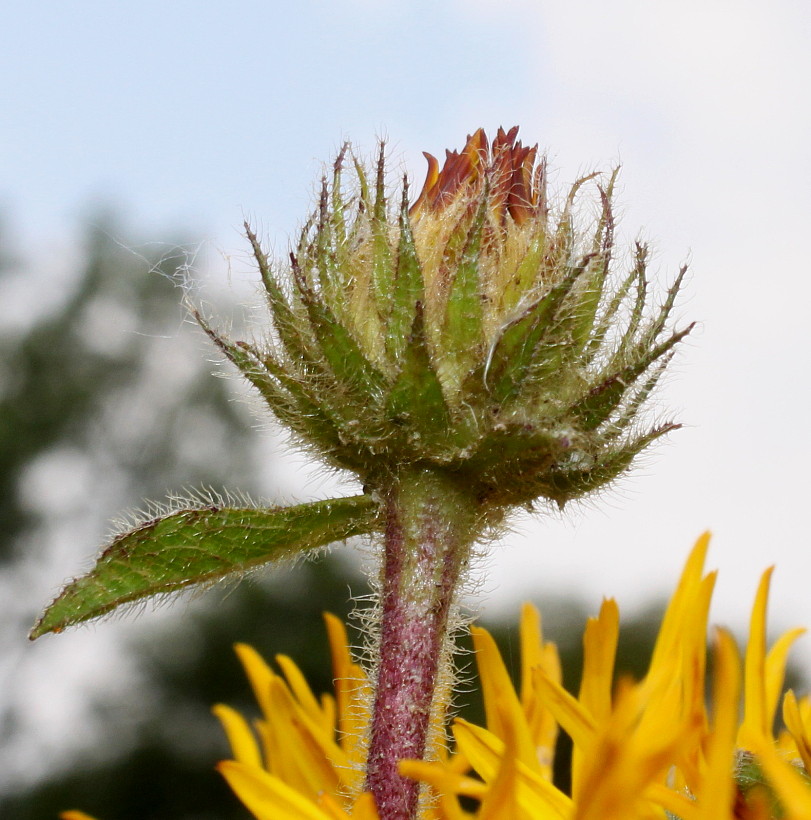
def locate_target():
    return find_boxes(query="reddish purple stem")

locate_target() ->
[364,473,474,820]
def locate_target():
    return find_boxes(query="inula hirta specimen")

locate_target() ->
[33,127,692,820]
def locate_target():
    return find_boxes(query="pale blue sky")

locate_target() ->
[4,0,811,777]
[5,0,811,624]
[2,0,533,244]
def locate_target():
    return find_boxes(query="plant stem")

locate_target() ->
[365,467,479,820]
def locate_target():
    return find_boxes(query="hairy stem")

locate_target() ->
[365,468,480,820]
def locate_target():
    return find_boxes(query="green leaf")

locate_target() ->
[642,263,690,345]
[30,494,380,639]
[314,177,337,296]
[601,352,674,443]
[569,323,694,431]
[544,424,677,507]
[371,143,395,318]
[330,143,350,247]
[193,312,350,460]
[569,256,607,354]
[499,227,548,315]
[611,242,649,365]
[460,424,571,504]
[583,259,638,361]
[291,258,387,400]
[245,223,316,366]
[567,176,618,353]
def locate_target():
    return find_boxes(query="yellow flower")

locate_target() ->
[213,613,381,819]
[404,534,811,820]
[216,536,811,820]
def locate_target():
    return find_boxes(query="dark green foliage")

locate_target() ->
[0,219,248,563]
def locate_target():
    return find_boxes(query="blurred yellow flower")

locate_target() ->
[213,613,380,819]
[216,535,811,820]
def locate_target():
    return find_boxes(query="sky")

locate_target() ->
[3,0,811,776]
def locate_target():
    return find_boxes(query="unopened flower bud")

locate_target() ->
[201,127,692,512]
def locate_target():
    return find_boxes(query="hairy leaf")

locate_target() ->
[31,494,379,639]
[245,223,316,366]
[569,322,694,431]
[386,183,424,364]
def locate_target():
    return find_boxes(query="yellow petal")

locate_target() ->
[452,719,504,782]
[765,628,806,727]
[532,666,596,752]
[574,598,619,795]
[452,718,571,817]
[398,759,488,800]
[478,705,570,820]
[692,629,740,820]
[519,603,544,707]
[212,702,263,768]
[320,692,337,737]
[217,760,330,820]
[475,747,523,820]
[749,737,811,818]
[745,567,774,739]
[261,676,343,798]
[578,598,619,722]
[315,792,354,820]
[784,690,811,772]
[323,612,369,765]
[669,571,715,714]
[235,642,279,720]
[648,533,711,676]
[276,653,332,733]
[574,677,691,820]
[471,626,539,771]
[349,793,381,820]
[645,783,699,820]
[519,603,561,780]
[60,813,99,820]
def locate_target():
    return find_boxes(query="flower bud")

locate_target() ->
[201,127,692,511]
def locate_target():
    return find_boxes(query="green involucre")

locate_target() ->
[200,143,691,511]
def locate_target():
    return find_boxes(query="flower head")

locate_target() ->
[199,127,692,511]
[410,126,542,225]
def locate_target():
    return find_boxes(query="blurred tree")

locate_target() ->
[0,212,272,817]
[0,214,256,562]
